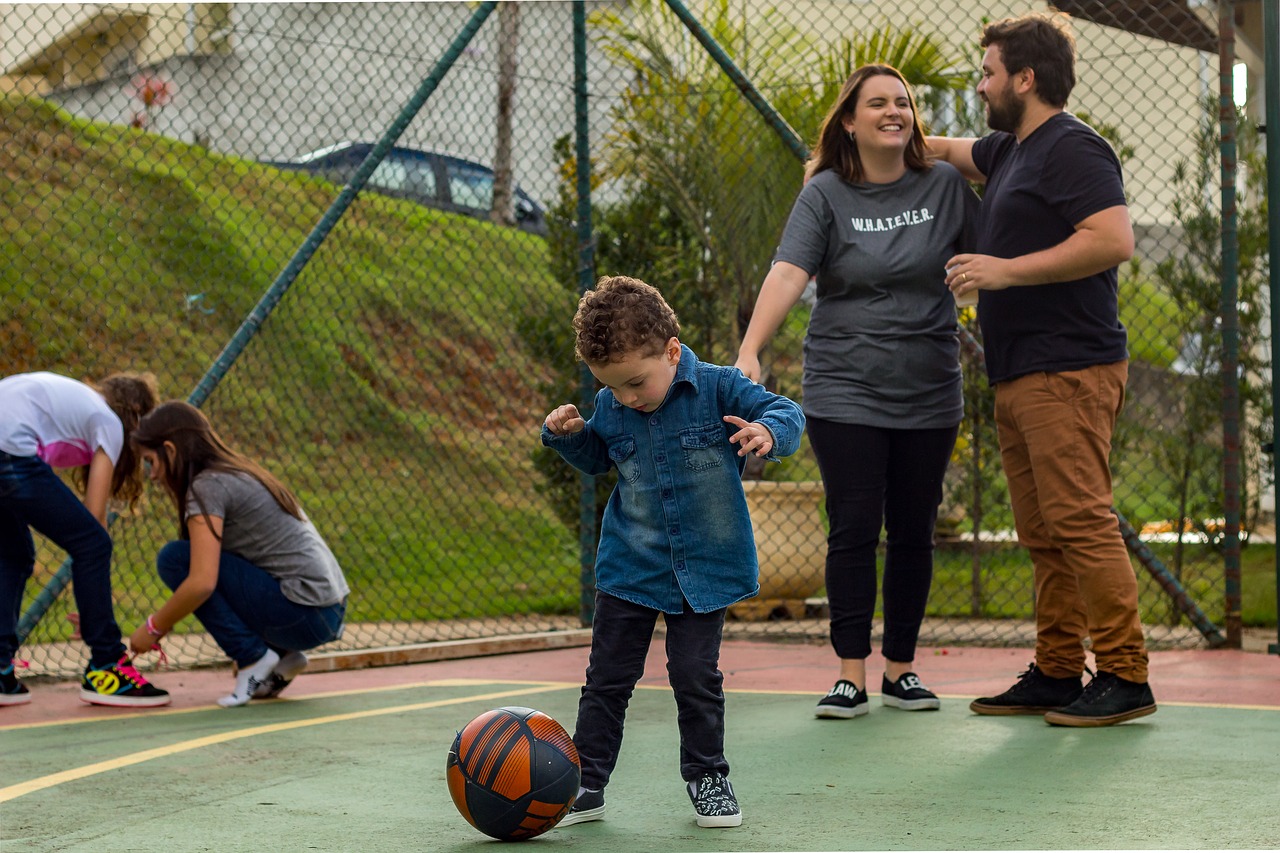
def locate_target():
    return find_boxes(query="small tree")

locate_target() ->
[1148,102,1271,572]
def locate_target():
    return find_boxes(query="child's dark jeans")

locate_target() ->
[574,592,729,790]
[0,451,125,668]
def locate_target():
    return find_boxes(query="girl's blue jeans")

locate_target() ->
[0,450,126,668]
[156,541,345,668]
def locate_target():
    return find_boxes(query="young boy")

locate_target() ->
[542,275,805,829]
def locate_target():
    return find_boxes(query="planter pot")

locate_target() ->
[729,480,828,620]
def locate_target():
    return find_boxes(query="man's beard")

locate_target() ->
[985,88,1025,134]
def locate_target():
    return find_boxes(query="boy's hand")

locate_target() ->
[545,404,586,436]
[724,415,775,457]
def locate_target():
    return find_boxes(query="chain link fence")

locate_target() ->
[2,1,1274,678]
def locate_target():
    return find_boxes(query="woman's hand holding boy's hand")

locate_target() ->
[545,404,586,436]
[724,415,774,457]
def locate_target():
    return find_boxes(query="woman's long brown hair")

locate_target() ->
[806,64,931,183]
[132,401,303,539]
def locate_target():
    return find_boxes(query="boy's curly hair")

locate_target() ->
[573,276,680,364]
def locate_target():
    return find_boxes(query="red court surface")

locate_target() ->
[4,639,1278,727]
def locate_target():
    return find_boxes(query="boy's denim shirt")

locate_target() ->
[541,344,805,614]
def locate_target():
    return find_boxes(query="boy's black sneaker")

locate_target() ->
[881,672,941,711]
[970,662,1083,716]
[814,679,868,719]
[687,773,741,828]
[1044,671,1157,727]
[557,787,605,827]
[1,665,31,706]
[80,654,171,708]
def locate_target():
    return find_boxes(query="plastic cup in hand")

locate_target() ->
[946,266,977,308]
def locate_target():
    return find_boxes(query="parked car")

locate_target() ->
[266,142,548,236]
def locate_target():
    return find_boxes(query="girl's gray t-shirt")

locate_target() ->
[186,470,349,607]
[774,162,976,429]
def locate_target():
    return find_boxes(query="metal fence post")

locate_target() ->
[1264,0,1280,656]
[1219,0,1243,648]
[573,0,598,627]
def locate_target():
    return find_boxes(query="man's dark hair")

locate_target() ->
[982,12,1076,108]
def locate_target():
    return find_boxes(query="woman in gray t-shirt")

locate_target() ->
[127,401,349,707]
[736,65,978,720]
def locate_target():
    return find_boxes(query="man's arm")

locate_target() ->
[925,136,984,183]
[945,204,1134,296]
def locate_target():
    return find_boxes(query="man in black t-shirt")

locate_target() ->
[928,12,1156,727]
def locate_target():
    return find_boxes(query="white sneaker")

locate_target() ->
[218,649,280,707]
[252,650,309,699]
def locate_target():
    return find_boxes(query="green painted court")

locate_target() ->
[4,641,1278,851]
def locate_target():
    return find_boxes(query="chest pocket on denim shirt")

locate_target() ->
[608,437,641,484]
[680,424,725,472]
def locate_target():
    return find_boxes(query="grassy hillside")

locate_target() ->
[2,94,582,636]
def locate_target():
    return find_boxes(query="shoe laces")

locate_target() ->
[114,656,152,687]
[1004,662,1041,695]
[1077,671,1117,703]
[1010,662,1093,693]
[2,659,30,675]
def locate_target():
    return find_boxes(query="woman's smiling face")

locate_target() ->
[843,73,913,155]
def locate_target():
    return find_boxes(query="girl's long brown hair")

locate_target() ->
[74,372,159,508]
[132,401,302,539]
[806,64,931,184]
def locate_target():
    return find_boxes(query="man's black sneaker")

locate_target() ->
[80,655,171,708]
[970,662,1083,715]
[815,679,868,719]
[1,664,31,706]
[687,773,741,828]
[1044,671,1157,727]
[557,787,605,827]
[881,672,941,711]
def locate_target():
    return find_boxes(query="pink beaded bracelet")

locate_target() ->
[146,615,167,638]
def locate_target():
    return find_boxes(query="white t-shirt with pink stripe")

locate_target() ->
[0,372,123,468]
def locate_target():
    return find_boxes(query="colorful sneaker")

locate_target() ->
[1,664,32,706]
[881,672,941,711]
[814,679,868,719]
[252,650,309,699]
[687,773,741,828]
[80,655,170,708]
[557,787,605,827]
[969,662,1083,716]
[218,649,280,708]
[1043,671,1157,727]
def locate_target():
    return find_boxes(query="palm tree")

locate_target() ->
[590,2,971,368]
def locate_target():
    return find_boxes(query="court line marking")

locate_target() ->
[4,674,1274,736]
[0,682,573,804]
[0,677,584,732]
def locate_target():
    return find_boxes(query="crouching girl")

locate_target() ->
[129,401,348,706]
